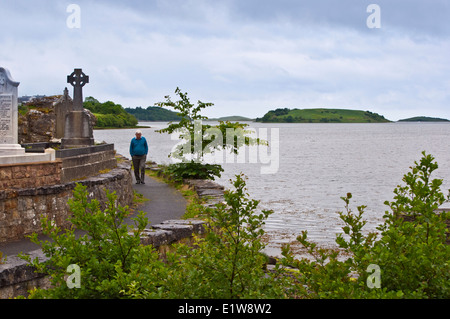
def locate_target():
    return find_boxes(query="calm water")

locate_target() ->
[94,122,450,256]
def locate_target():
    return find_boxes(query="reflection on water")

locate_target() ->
[95,122,450,256]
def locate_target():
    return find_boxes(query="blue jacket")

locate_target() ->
[130,137,148,157]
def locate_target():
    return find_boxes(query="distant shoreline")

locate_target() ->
[92,121,450,130]
[94,125,151,130]
[398,116,450,122]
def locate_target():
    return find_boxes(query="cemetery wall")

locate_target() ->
[0,160,62,190]
[0,156,133,243]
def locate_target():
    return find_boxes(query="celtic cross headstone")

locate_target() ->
[61,68,94,148]
[67,68,89,110]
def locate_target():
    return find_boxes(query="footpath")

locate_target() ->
[0,173,187,258]
[128,173,187,226]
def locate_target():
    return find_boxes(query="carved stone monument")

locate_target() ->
[0,67,55,164]
[54,87,73,139]
[0,67,25,156]
[61,68,94,148]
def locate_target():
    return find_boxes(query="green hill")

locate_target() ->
[398,116,450,122]
[255,108,391,123]
[125,106,181,121]
[84,97,139,128]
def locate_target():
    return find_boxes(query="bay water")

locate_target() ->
[94,122,450,256]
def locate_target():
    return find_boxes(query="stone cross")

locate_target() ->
[67,68,89,110]
[61,68,94,148]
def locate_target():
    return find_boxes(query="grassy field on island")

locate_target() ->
[255,108,391,123]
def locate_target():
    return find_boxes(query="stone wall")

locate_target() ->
[57,144,117,183]
[0,160,62,190]
[0,156,132,243]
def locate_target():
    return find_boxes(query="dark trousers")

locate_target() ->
[132,155,147,183]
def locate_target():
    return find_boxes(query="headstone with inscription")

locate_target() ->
[0,67,25,156]
[54,87,73,139]
[61,68,94,148]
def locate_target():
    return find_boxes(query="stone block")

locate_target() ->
[196,188,226,198]
[0,167,12,180]
[139,229,176,247]
[12,165,27,179]
[184,179,225,191]
[152,221,194,241]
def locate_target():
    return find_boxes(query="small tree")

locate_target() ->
[155,87,266,180]
[162,173,289,298]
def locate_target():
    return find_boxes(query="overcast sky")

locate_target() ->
[1,0,449,120]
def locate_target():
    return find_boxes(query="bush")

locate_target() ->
[20,152,448,299]
[20,175,287,299]
[20,184,167,299]
[142,173,289,298]
[162,161,224,181]
[281,152,450,298]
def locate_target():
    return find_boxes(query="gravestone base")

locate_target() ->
[0,144,26,156]
[0,148,55,165]
[61,137,95,149]
[61,110,94,149]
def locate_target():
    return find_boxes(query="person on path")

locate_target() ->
[130,130,148,184]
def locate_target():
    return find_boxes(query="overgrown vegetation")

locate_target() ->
[20,184,167,298]
[127,173,289,299]
[282,151,450,298]
[19,175,288,299]
[18,152,449,299]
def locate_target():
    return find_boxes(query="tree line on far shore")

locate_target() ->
[84,98,182,128]
[84,97,139,128]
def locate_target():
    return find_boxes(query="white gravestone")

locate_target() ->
[0,67,55,164]
[0,67,25,156]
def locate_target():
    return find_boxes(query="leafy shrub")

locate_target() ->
[20,152,448,299]
[150,173,289,298]
[281,152,450,298]
[20,174,287,299]
[163,161,224,181]
[20,184,167,298]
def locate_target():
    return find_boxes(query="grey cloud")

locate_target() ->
[0,0,449,120]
